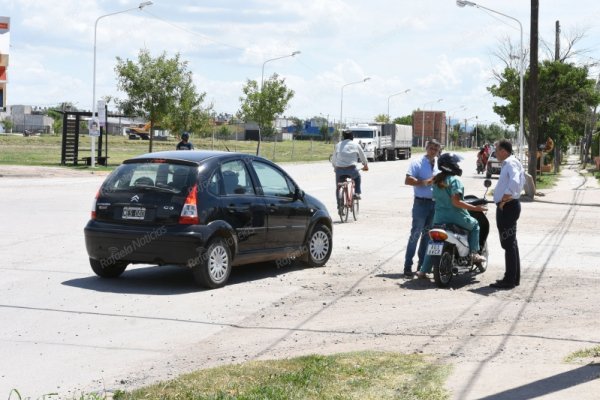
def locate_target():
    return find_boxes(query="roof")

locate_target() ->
[128,150,240,164]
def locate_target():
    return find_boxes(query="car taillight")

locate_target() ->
[91,189,100,220]
[429,229,448,241]
[179,184,199,224]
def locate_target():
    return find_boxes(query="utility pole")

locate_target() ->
[553,20,561,173]
[528,0,540,180]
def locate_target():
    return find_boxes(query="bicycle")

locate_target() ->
[337,176,359,222]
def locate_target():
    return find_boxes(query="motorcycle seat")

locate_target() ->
[433,223,469,235]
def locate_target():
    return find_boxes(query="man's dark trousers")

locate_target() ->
[496,200,521,285]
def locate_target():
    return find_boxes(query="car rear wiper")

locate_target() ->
[134,184,179,193]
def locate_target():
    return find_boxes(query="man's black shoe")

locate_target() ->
[497,279,520,287]
[403,271,414,278]
[490,281,515,289]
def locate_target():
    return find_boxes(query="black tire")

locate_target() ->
[89,258,127,278]
[193,238,232,289]
[433,249,454,288]
[303,224,332,268]
[475,242,488,273]
[352,197,359,221]
[337,185,349,223]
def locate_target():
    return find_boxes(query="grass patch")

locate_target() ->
[0,134,335,167]
[564,346,600,364]
[535,171,559,189]
[112,351,451,400]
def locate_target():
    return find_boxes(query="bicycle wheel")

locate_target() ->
[352,197,359,220]
[337,185,348,222]
[343,185,350,222]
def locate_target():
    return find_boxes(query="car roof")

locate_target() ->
[128,150,239,164]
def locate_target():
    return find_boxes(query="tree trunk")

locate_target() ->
[528,0,540,180]
[149,120,154,153]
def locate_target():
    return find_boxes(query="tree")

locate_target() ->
[291,117,303,137]
[238,73,294,155]
[393,114,413,125]
[115,49,207,152]
[163,73,212,137]
[374,114,389,123]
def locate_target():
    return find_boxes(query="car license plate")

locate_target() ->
[426,242,443,256]
[122,206,146,220]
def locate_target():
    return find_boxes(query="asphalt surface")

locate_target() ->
[0,151,599,399]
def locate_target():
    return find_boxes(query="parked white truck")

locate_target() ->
[345,123,412,161]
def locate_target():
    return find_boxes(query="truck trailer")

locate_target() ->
[345,123,412,161]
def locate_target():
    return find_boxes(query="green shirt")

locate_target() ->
[432,175,470,223]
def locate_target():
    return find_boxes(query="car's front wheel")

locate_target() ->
[89,258,128,278]
[193,238,232,289]
[302,223,332,268]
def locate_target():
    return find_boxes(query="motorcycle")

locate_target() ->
[426,179,492,288]
[476,152,488,174]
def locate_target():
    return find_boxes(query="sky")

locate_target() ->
[2,0,600,129]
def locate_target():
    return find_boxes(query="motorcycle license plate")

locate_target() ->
[122,206,146,220]
[426,242,443,256]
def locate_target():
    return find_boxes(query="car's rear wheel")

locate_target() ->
[89,258,128,278]
[193,238,232,289]
[303,223,332,268]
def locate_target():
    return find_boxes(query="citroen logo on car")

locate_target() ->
[131,195,140,203]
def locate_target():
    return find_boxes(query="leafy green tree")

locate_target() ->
[488,60,599,172]
[238,73,294,155]
[291,117,303,137]
[164,73,212,138]
[1,118,12,132]
[115,49,207,152]
[374,114,389,123]
[393,114,413,125]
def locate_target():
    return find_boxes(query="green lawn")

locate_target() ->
[0,133,336,168]
[112,352,450,400]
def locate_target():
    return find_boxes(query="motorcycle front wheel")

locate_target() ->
[433,248,454,288]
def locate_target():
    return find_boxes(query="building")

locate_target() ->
[10,105,54,133]
[412,110,447,147]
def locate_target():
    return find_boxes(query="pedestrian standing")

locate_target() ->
[403,139,441,277]
[490,139,525,289]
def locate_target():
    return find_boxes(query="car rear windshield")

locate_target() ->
[102,161,197,194]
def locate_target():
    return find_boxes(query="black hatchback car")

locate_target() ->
[84,150,333,289]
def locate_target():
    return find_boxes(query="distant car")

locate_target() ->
[486,151,501,178]
[84,150,333,289]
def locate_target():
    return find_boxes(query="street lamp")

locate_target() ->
[339,77,371,135]
[387,89,411,121]
[91,1,153,167]
[421,98,443,148]
[256,50,301,156]
[456,0,524,158]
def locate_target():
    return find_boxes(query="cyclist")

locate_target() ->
[331,130,369,211]
[176,131,194,150]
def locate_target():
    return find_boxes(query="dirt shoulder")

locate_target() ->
[0,165,110,178]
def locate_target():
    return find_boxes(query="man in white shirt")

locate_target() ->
[490,139,525,289]
[332,130,369,209]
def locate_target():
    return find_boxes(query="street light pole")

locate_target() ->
[387,89,411,122]
[456,0,524,158]
[91,1,153,167]
[256,50,301,156]
[339,77,371,138]
[421,98,443,148]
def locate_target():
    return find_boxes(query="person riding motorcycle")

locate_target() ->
[417,153,487,278]
[331,130,368,210]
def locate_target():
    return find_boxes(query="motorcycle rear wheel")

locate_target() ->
[433,249,454,288]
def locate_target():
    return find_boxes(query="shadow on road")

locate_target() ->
[477,364,600,400]
[377,272,483,291]
[62,261,306,295]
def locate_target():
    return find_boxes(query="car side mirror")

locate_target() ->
[294,187,305,200]
[484,179,492,188]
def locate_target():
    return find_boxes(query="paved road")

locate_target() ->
[0,152,599,399]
